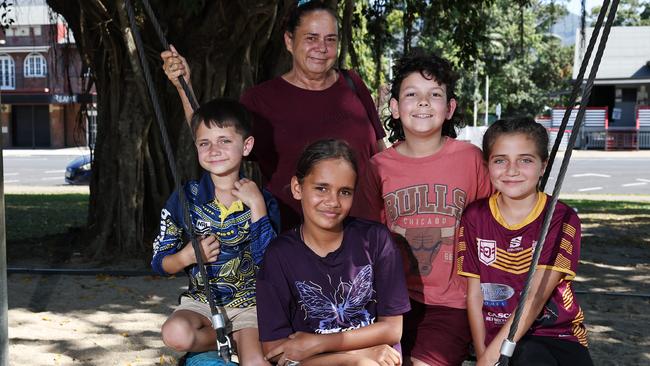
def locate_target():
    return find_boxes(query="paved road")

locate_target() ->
[2,155,78,186]
[544,156,650,195]
[2,148,89,192]
[2,148,650,195]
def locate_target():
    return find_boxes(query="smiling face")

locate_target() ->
[389,71,457,140]
[194,123,253,179]
[284,10,338,77]
[291,158,356,233]
[488,133,547,201]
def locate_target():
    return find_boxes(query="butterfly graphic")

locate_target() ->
[295,265,375,332]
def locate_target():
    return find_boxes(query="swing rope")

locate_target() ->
[539,0,611,191]
[123,0,232,362]
[495,1,620,365]
[138,0,199,111]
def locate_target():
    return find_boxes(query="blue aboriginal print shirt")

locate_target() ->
[152,172,280,308]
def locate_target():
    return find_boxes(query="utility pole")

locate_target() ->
[473,66,479,127]
[0,81,7,366]
[484,74,490,126]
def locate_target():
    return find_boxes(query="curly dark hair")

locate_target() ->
[384,51,463,142]
[482,117,550,162]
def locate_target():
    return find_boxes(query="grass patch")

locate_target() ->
[563,199,650,214]
[4,193,89,243]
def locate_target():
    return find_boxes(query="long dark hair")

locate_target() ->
[482,118,550,162]
[385,51,463,142]
[295,139,358,184]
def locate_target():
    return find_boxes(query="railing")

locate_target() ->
[639,130,650,148]
[580,130,607,149]
[604,127,639,150]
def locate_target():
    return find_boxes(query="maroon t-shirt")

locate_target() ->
[240,71,385,230]
[458,193,589,347]
[256,218,411,341]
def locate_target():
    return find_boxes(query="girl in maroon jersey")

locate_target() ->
[457,118,593,366]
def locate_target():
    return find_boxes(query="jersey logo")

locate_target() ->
[509,236,522,248]
[481,283,514,307]
[195,219,211,235]
[478,238,497,265]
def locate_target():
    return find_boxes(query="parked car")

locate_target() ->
[65,154,92,184]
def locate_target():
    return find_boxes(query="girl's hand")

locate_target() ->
[476,347,499,366]
[350,345,401,365]
[265,332,322,364]
[232,178,267,222]
[182,235,220,264]
[160,44,191,90]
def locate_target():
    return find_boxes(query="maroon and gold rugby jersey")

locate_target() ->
[457,192,588,347]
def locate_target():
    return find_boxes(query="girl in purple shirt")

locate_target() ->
[256,139,411,366]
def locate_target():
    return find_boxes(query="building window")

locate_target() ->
[0,54,15,90]
[24,53,47,77]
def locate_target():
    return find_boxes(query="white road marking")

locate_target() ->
[4,180,19,183]
[637,178,650,183]
[622,182,647,187]
[4,172,18,176]
[572,173,611,178]
[41,177,63,181]
[45,170,65,174]
[578,187,603,192]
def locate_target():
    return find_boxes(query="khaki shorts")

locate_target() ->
[175,297,258,333]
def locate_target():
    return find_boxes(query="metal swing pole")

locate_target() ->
[494,1,620,365]
[123,0,232,362]
[138,0,198,111]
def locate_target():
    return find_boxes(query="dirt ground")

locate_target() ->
[6,192,650,365]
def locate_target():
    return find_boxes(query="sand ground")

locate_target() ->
[5,188,650,365]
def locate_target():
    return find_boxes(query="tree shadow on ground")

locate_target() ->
[572,209,650,365]
[8,273,186,365]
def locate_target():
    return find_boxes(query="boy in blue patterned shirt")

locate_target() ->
[152,98,279,365]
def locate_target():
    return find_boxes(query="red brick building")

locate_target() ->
[0,0,94,148]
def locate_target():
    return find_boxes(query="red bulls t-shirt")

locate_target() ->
[359,138,492,308]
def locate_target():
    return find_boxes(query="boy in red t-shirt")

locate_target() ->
[360,53,492,365]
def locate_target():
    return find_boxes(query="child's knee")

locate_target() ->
[161,316,195,351]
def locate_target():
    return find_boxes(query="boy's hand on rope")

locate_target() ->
[161,44,191,90]
[182,235,220,264]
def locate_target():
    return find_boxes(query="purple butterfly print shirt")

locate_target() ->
[256,218,411,341]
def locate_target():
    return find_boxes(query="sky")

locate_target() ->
[567,0,603,15]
